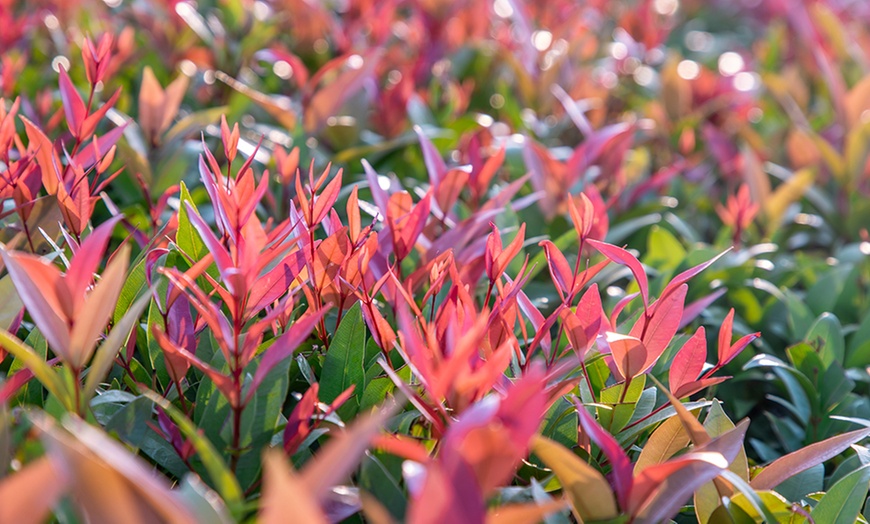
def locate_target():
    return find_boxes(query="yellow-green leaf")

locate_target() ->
[531,436,618,522]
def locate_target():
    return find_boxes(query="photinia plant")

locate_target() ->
[2,1,870,523]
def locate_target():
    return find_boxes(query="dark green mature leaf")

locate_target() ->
[142,389,244,517]
[320,303,366,418]
[235,354,292,489]
[805,313,845,366]
[359,452,406,520]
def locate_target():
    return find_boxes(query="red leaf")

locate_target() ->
[65,216,122,302]
[434,168,468,214]
[182,201,238,292]
[609,291,640,328]
[153,326,237,405]
[588,240,649,308]
[668,327,707,396]
[672,377,729,399]
[717,309,735,364]
[630,284,687,371]
[284,383,319,455]
[560,288,603,361]
[491,224,525,282]
[679,288,726,329]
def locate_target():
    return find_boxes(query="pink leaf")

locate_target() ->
[58,66,86,136]
[660,249,730,301]
[539,240,573,296]
[588,239,649,308]
[415,125,448,188]
[668,327,707,396]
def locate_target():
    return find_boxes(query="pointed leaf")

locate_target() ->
[750,427,870,490]
[531,436,618,521]
[588,240,649,308]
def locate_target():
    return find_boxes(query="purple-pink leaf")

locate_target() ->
[575,398,634,510]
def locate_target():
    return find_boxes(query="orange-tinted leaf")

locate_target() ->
[0,456,68,524]
[21,116,62,194]
[531,436,617,521]
[299,398,399,503]
[259,451,328,524]
[485,500,569,524]
[605,332,647,381]
[312,231,350,291]
[386,191,430,261]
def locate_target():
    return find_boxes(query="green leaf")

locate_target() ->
[644,226,686,275]
[0,329,70,410]
[359,452,406,520]
[695,400,750,523]
[113,255,148,324]
[176,182,210,263]
[774,463,823,502]
[811,464,870,524]
[598,375,646,433]
[359,376,395,413]
[320,303,366,418]
[531,436,618,522]
[142,389,244,517]
[540,396,578,449]
[235,352,292,489]
[805,313,845,366]
[177,475,234,524]
[0,275,23,331]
